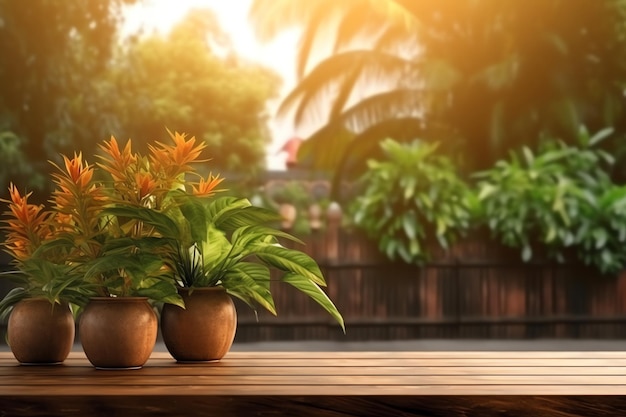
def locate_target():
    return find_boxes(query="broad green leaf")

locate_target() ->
[402,213,416,240]
[103,206,181,239]
[135,281,184,308]
[222,263,277,315]
[255,244,325,286]
[282,273,344,332]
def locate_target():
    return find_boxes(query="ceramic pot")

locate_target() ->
[79,297,157,369]
[161,287,237,362]
[8,298,74,365]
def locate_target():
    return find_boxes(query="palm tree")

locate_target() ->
[250,0,626,196]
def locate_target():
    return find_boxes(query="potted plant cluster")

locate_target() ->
[0,130,344,367]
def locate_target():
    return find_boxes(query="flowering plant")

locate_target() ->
[1,130,343,330]
[42,131,224,307]
[0,183,90,318]
[0,130,221,314]
[100,133,344,329]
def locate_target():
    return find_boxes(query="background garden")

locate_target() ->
[3,0,626,342]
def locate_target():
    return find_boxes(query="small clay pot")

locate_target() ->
[8,298,75,365]
[79,297,157,369]
[161,287,237,362]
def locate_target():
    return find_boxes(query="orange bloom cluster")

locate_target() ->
[1,130,224,270]
[50,153,103,237]
[149,130,207,178]
[98,130,223,208]
[0,183,52,261]
[98,138,136,183]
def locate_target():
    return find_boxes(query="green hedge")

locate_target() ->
[349,127,626,274]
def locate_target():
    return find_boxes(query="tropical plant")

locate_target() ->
[474,126,626,273]
[0,183,90,319]
[105,192,344,330]
[250,0,626,194]
[28,131,224,308]
[97,132,345,330]
[351,138,474,264]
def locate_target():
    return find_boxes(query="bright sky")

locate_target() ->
[122,0,302,170]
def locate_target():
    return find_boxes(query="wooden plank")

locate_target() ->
[3,365,626,376]
[2,350,626,416]
[3,373,626,387]
[4,354,626,369]
[2,384,626,396]
[180,351,626,359]
[1,395,625,417]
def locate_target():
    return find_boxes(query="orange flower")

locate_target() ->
[62,153,94,189]
[150,130,207,177]
[50,152,104,242]
[147,145,170,176]
[192,174,224,196]
[1,183,51,260]
[98,136,137,182]
[168,131,206,167]
[51,154,99,210]
[135,172,157,201]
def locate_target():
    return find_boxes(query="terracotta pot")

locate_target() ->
[161,287,237,362]
[7,298,74,365]
[79,297,157,369]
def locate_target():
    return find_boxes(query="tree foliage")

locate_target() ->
[0,3,281,194]
[250,0,626,193]
[0,0,135,189]
[107,9,281,178]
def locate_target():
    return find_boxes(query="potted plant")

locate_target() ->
[42,139,189,369]
[0,184,89,365]
[102,133,345,362]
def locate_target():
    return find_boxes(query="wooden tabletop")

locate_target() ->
[2,351,626,416]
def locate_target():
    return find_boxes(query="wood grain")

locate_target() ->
[1,351,626,416]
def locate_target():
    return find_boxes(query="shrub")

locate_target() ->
[350,138,474,264]
[474,126,626,273]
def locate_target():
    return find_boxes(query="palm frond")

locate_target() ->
[278,49,415,125]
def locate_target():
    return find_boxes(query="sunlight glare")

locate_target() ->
[123,0,304,170]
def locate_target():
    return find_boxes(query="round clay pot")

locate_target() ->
[79,297,157,369]
[8,298,75,365]
[161,287,237,362]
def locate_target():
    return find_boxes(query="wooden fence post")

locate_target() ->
[325,202,342,264]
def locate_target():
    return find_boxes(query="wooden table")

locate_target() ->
[1,351,626,416]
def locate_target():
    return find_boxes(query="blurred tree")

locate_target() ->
[250,0,626,195]
[0,0,135,191]
[107,8,281,179]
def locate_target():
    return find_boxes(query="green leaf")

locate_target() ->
[588,127,614,147]
[135,281,184,308]
[402,213,416,240]
[178,196,209,246]
[593,228,608,249]
[222,263,277,315]
[282,273,344,332]
[0,287,29,321]
[103,206,181,239]
[255,244,325,286]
